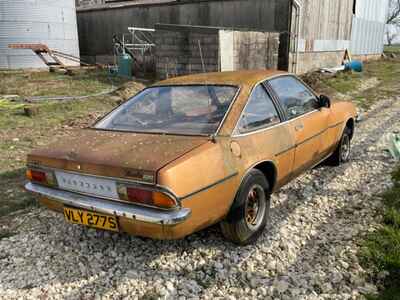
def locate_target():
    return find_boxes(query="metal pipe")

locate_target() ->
[291,0,301,74]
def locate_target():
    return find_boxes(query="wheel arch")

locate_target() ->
[252,160,278,191]
[345,118,355,140]
[224,160,276,222]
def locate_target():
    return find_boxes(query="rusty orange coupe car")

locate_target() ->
[25,70,357,244]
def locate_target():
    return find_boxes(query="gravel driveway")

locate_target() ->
[1,97,400,300]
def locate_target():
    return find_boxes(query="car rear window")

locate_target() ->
[95,85,238,135]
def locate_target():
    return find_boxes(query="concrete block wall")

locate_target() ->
[233,31,280,70]
[155,25,279,79]
[155,27,220,79]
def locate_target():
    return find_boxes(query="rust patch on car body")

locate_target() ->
[28,129,209,182]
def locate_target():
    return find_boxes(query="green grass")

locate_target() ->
[384,45,400,54]
[360,167,400,300]
[318,59,400,109]
[0,69,128,98]
[321,71,363,94]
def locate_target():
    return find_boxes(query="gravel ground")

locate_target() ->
[1,97,400,300]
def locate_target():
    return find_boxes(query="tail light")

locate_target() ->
[117,185,177,209]
[26,169,56,186]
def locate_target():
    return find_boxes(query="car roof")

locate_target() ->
[155,69,288,87]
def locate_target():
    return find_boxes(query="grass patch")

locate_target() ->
[384,45,400,54]
[321,71,363,94]
[360,167,400,300]
[0,169,38,217]
[0,69,128,98]
[317,59,400,109]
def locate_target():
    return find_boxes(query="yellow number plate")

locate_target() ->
[63,207,119,232]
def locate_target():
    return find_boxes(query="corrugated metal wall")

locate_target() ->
[0,0,80,69]
[76,0,291,58]
[350,0,388,55]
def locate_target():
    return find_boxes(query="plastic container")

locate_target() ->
[344,60,363,73]
[118,53,133,78]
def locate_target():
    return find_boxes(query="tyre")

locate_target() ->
[220,169,271,245]
[326,126,352,166]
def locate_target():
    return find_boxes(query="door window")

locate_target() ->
[237,85,280,133]
[269,76,319,119]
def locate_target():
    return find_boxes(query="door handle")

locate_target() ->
[295,124,304,131]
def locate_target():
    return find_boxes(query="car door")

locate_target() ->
[268,75,330,175]
[232,84,295,188]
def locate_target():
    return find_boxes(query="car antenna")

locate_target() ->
[198,40,216,144]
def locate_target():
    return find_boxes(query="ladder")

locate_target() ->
[8,43,97,72]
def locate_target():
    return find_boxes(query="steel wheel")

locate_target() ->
[244,184,266,230]
[220,169,270,245]
[340,133,351,162]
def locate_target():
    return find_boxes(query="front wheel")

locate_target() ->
[220,169,271,245]
[326,126,352,166]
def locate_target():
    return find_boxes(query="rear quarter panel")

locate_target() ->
[157,141,240,235]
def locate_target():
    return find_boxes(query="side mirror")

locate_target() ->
[319,95,331,108]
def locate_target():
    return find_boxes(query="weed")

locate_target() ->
[360,165,400,299]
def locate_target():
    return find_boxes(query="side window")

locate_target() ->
[238,85,280,133]
[269,76,319,119]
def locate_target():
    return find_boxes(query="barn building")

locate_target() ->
[75,0,389,75]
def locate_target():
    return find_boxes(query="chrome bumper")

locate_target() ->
[25,182,191,225]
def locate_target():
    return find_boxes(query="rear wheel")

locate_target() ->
[327,126,352,166]
[220,169,270,245]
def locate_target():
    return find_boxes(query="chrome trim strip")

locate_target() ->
[232,109,319,138]
[274,121,344,157]
[232,82,283,136]
[180,172,239,200]
[275,145,296,157]
[25,182,191,225]
[232,73,324,138]
[26,164,180,207]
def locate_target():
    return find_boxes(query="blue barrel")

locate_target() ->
[344,60,363,72]
[118,53,133,78]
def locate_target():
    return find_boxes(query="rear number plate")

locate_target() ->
[63,207,119,232]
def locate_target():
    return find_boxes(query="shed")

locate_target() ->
[75,0,388,74]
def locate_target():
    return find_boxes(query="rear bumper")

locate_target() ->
[25,182,191,227]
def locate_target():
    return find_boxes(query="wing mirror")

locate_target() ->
[319,95,331,108]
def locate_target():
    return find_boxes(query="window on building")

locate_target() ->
[237,85,280,133]
[353,0,357,15]
[269,76,319,120]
